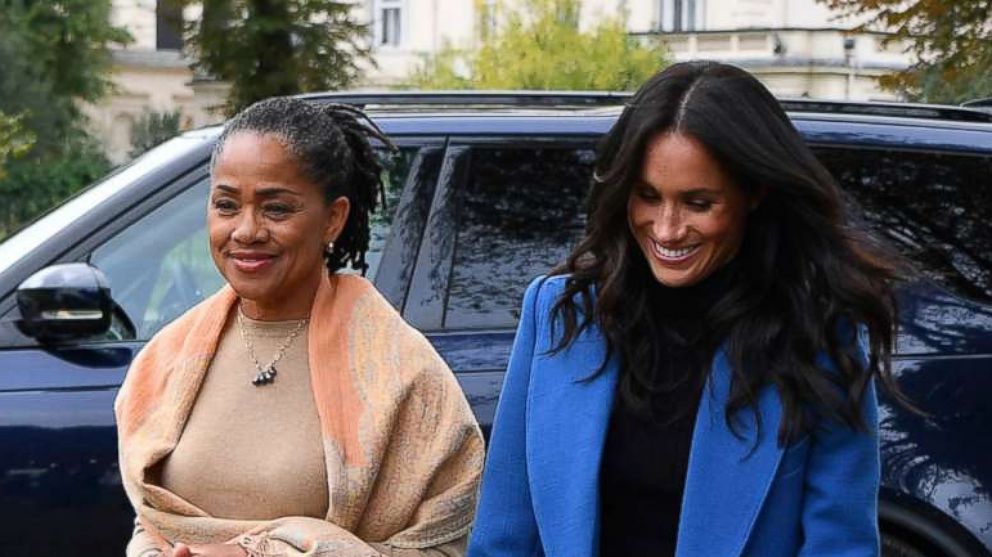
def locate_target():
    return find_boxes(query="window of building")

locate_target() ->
[479,0,498,40]
[556,1,580,28]
[156,1,184,50]
[659,0,698,32]
[377,0,403,47]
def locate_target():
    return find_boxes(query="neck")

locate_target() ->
[646,258,738,318]
[239,272,325,321]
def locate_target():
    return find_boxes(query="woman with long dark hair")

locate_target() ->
[468,61,905,557]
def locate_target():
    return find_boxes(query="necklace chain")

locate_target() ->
[236,307,307,386]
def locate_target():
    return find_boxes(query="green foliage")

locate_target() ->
[412,46,474,90]
[0,0,131,153]
[409,0,669,91]
[820,0,992,103]
[0,111,35,180]
[6,0,131,101]
[130,110,182,159]
[0,139,110,239]
[168,0,373,115]
[0,0,128,239]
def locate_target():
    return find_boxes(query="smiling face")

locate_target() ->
[628,132,754,288]
[208,132,349,319]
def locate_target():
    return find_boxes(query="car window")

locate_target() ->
[91,178,220,340]
[815,147,992,302]
[89,147,417,341]
[444,144,596,329]
[364,146,418,276]
[0,136,208,278]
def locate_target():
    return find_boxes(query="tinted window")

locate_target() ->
[91,179,219,340]
[816,148,992,302]
[444,145,596,329]
[90,147,417,341]
[364,146,418,276]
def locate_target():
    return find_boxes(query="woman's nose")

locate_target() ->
[231,210,265,244]
[654,206,686,242]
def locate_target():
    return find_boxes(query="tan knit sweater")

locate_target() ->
[157,314,329,521]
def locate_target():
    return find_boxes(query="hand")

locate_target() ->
[166,543,192,557]
[168,542,247,557]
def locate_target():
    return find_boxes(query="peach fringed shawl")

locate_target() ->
[115,274,484,556]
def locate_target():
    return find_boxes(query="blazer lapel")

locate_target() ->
[526,333,619,557]
[676,349,787,557]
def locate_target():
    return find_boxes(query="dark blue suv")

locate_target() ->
[1,92,990,557]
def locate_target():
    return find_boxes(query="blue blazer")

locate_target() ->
[467,276,880,557]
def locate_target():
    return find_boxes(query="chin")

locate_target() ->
[650,267,707,288]
[655,276,698,288]
[224,275,277,302]
[230,284,271,303]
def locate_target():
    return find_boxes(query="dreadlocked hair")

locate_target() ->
[211,97,397,274]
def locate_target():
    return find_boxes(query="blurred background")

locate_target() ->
[0,0,988,242]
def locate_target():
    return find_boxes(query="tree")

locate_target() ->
[130,110,182,159]
[0,0,128,239]
[0,141,110,239]
[0,112,34,180]
[0,0,131,155]
[820,0,992,103]
[409,0,669,91]
[169,0,373,115]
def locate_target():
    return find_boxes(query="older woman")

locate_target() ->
[116,98,484,557]
[468,61,910,557]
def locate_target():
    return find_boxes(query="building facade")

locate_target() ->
[358,0,910,99]
[86,0,228,164]
[95,0,910,162]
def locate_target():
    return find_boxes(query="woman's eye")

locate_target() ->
[265,204,293,216]
[212,200,237,214]
[636,188,660,201]
[687,199,714,212]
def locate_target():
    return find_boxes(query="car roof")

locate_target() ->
[188,97,992,155]
[298,90,992,119]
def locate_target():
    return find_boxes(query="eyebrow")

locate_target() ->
[634,181,723,196]
[214,184,302,197]
[681,188,723,196]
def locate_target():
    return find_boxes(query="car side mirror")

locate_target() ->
[16,263,113,342]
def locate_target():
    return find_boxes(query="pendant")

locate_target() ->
[252,366,277,386]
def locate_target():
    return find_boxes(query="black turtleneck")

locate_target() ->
[598,262,734,557]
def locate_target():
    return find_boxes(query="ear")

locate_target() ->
[323,196,351,245]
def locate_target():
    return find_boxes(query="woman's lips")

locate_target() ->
[229,253,277,273]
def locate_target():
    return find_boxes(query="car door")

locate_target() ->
[0,147,211,557]
[0,139,442,556]
[814,145,992,555]
[407,137,600,437]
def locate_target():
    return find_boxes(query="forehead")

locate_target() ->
[639,132,735,192]
[211,132,322,197]
[215,131,295,169]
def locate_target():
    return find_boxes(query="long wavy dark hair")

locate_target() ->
[551,61,910,444]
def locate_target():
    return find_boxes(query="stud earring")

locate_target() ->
[325,240,335,255]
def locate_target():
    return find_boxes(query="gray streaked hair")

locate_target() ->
[212,96,396,274]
